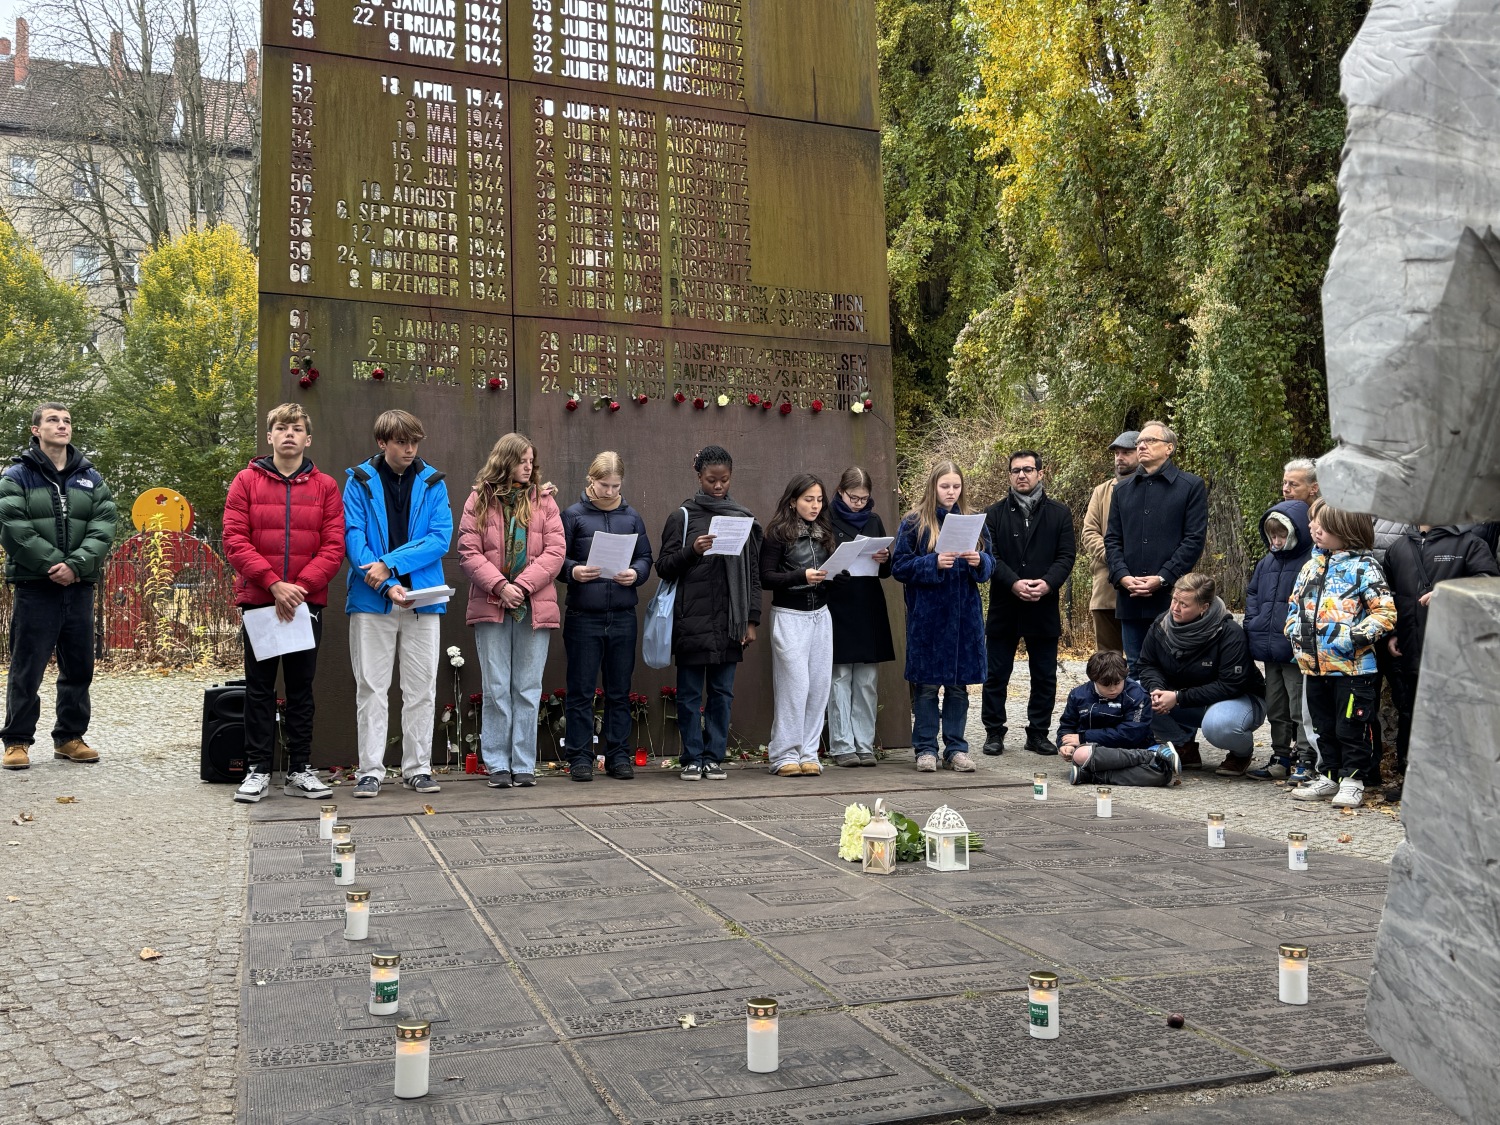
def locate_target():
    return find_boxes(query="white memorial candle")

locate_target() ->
[1279,944,1309,1005]
[1028,971,1060,1039]
[1287,831,1308,871]
[344,887,370,941]
[330,822,352,864]
[369,951,400,1016]
[1033,773,1048,801]
[1096,787,1113,818]
[746,997,779,1072]
[318,803,338,841]
[333,842,356,887]
[392,1020,431,1098]
[1207,811,1226,848]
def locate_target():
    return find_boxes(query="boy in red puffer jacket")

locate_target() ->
[223,403,345,803]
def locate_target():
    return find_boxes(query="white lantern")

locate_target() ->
[923,805,970,872]
[861,798,898,875]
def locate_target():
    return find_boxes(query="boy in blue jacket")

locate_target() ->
[344,410,453,797]
[1057,651,1177,786]
[1242,500,1312,780]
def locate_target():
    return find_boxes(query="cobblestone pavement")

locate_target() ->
[0,667,240,1125]
[0,662,1414,1125]
[965,658,1405,865]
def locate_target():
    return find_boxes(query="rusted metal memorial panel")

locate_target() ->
[258,0,901,761]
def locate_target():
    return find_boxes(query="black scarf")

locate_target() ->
[833,495,874,532]
[686,490,756,645]
[1156,596,1230,660]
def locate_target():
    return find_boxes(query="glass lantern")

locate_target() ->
[861,798,898,875]
[923,805,970,872]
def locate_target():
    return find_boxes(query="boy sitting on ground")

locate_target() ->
[1057,651,1179,786]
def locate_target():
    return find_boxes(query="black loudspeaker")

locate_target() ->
[201,680,248,783]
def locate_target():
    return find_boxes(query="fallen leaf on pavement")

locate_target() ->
[6,895,19,902]
[1339,807,1356,816]
[422,805,436,815]
[55,796,78,804]
[1336,833,1353,844]
[677,1013,697,1029]
[139,947,163,961]
[11,812,32,824]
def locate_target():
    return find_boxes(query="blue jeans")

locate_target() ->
[912,683,969,760]
[563,610,638,768]
[1120,618,1152,675]
[475,617,552,775]
[1152,695,1266,757]
[677,662,736,767]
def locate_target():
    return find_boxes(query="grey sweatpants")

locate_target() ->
[768,606,833,769]
[1263,661,1311,756]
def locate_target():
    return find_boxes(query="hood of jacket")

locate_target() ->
[1258,499,1312,562]
[18,439,90,481]
[248,454,318,484]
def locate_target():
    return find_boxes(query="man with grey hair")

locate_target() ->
[1281,459,1320,504]
[1104,419,1209,695]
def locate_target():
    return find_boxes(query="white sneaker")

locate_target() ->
[284,768,333,799]
[1291,774,1339,801]
[234,771,270,803]
[1331,778,1366,808]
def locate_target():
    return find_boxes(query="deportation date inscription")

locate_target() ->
[266,0,508,74]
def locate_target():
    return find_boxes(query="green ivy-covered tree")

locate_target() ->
[878,0,1007,437]
[94,225,258,537]
[0,217,97,453]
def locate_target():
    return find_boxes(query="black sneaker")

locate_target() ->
[487,770,512,788]
[982,730,1005,756]
[606,762,635,779]
[570,759,594,782]
[703,761,727,781]
[680,763,703,781]
[403,774,441,794]
[1024,732,1058,756]
[513,773,536,787]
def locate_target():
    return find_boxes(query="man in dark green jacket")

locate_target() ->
[1,403,118,769]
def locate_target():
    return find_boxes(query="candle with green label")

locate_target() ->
[1027,971,1059,1039]
[369,950,400,1016]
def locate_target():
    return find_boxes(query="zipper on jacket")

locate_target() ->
[283,477,293,581]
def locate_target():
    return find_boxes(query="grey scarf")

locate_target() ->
[1156,596,1230,659]
[687,491,757,645]
[1011,483,1045,515]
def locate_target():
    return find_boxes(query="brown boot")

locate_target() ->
[3,744,30,770]
[53,739,100,763]
[1176,740,1203,770]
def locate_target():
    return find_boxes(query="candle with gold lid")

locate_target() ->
[1095,787,1113,818]
[746,997,779,1072]
[1287,831,1308,871]
[318,803,338,841]
[1207,811,1226,848]
[1278,943,1309,1004]
[369,950,400,1015]
[392,1019,431,1098]
[1028,971,1060,1039]
[1033,772,1048,801]
[344,886,370,940]
[330,822,352,864]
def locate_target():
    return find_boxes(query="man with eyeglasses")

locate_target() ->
[1081,431,1140,654]
[980,450,1077,756]
[1104,420,1209,683]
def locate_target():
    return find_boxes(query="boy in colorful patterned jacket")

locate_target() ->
[1284,499,1397,808]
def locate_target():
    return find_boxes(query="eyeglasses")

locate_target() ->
[841,492,871,507]
[1009,467,1038,475]
[1134,437,1168,447]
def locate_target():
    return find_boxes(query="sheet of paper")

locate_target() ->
[933,513,987,555]
[242,603,315,661]
[585,531,639,576]
[704,516,755,556]
[402,584,456,608]
[822,539,868,576]
[845,536,895,577]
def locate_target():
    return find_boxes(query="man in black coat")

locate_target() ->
[980,450,1077,756]
[1104,420,1209,672]
[1380,524,1499,799]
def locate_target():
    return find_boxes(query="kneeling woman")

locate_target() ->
[1135,572,1266,773]
[458,433,565,788]
[655,446,762,781]
[759,473,835,777]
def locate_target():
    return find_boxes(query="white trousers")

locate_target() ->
[349,608,441,780]
[768,605,833,768]
[827,662,879,757]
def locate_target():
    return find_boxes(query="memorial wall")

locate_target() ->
[257,0,900,760]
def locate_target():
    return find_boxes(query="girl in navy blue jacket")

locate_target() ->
[559,451,653,781]
[891,460,993,772]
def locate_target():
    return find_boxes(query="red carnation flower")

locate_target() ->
[595,688,604,696]
[469,692,483,704]
[635,393,648,405]
[811,399,824,413]
[608,400,620,412]
[565,398,579,411]
[693,397,706,410]
[779,402,792,415]
[674,391,686,404]
[747,392,760,406]
[761,400,773,411]
[309,368,319,380]
[553,688,566,699]
[298,375,312,388]
[488,377,502,390]
[371,368,386,381]
[864,398,874,409]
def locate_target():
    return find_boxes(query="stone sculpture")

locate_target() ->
[1321,3,1500,1122]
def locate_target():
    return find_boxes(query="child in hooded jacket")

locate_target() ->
[1284,500,1396,809]
[1243,500,1313,780]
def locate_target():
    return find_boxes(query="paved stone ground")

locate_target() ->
[0,664,1440,1125]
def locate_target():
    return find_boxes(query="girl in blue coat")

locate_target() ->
[891,460,994,772]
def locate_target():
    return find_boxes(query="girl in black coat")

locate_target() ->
[823,467,894,767]
[655,446,763,781]
[759,474,835,777]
